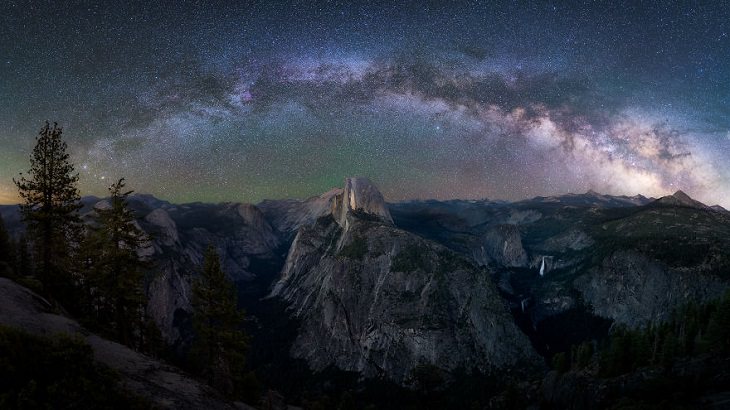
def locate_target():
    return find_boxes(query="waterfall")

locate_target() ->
[539,256,545,276]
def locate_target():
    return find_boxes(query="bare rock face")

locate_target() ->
[138,201,281,344]
[258,188,342,234]
[237,203,272,234]
[271,217,539,384]
[147,260,193,343]
[259,176,391,236]
[0,278,238,409]
[334,177,393,229]
[270,180,538,385]
[145,208,180,247]
[506,209,542,225]
[473,224,528,267]
[573,250,729,327]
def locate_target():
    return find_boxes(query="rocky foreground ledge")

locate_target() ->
[0,277,254,410]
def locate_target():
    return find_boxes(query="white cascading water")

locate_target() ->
[539,256,545,276]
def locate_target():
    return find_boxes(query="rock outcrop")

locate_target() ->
[541,229,594,252]
[145,208,181,247]
[141,201,281,343]
[573,250,729,327]
[0,277,240,409]
[270,179,538,384]
[258,188,342,235]
[333,177,393,229]
[472,224,528,267]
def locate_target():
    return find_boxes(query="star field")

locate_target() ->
[1,1,729,206]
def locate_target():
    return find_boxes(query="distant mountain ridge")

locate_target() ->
[653,189,725,211]
[3,188,726,235]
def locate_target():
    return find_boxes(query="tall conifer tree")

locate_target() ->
[0,214,14,277]
[14,122,81,300]
[87,178,149,347]
[191,245,248,395]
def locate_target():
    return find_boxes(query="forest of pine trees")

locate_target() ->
[0,122,253,404]
[551,292,730,376]
[3,123,162,351]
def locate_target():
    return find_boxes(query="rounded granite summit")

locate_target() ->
[335,177,393,228]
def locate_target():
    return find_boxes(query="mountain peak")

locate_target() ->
[672,190,692,201]
[654,189,709,209]
[334,177,393,228]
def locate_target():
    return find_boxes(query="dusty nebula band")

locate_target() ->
[1,1,728,205]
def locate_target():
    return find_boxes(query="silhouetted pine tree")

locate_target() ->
[15,235,33,277]
[191,245,248,396]
[86,178,150,347]
[0,214,14,277]
[13,122,81,301]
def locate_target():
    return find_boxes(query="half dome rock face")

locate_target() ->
[270,205,538,384]
[335,177,393,229]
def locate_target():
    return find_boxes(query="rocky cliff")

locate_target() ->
[565,201,730,328]
[258,188,342,235]
[334,177,393,229]
[57,197,281,344]
[390,192,730,338]
[573,250,729,328]
[139,201,282,343]
[472,224,528,267]
[269,179,538,384]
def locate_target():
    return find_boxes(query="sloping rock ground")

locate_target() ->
[0,277,250,409]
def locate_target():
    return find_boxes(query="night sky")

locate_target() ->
[1,1,729,206]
